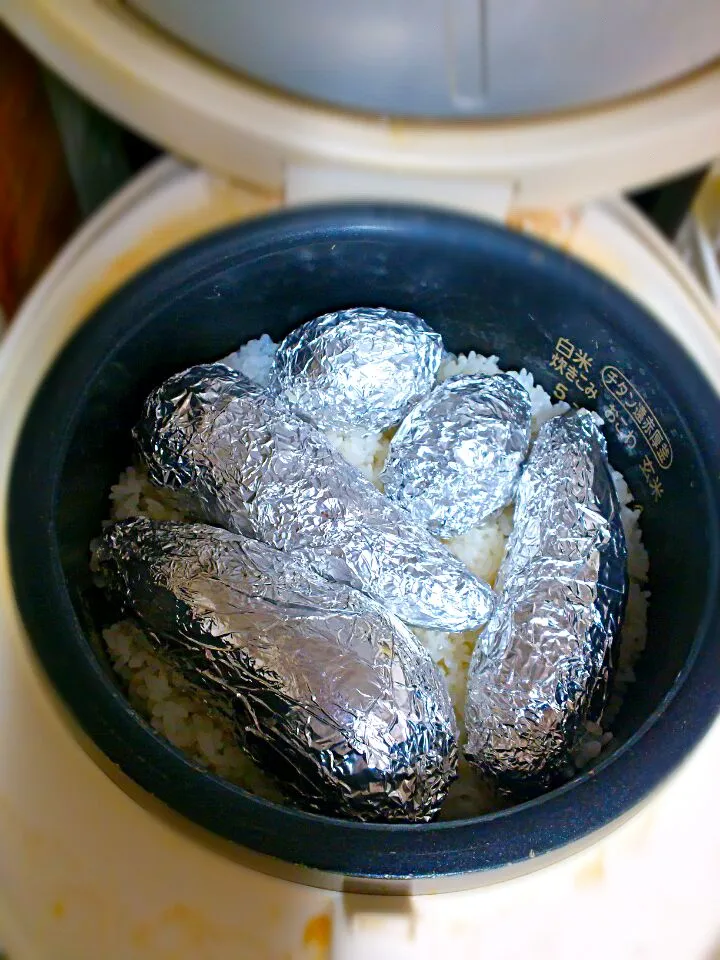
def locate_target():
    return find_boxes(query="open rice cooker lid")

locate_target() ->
[2,0,720,210]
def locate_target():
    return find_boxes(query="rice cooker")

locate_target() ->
[1,4,720,958]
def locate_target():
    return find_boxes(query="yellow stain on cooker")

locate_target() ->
[574,853,606,888]
[72,176,281,328]
[303,912,333,959]
[507,208,582,251]
[51,899,66,919]
[387,117,409,144]
[128,901,295,959]
[131,903,223,953]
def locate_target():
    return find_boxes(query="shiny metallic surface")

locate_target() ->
[134,363,496,630]
[96,517,458,821]
[382,374,532,537]
[270,307,443,431]
[465,410,628,798]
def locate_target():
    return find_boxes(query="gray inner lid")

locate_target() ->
[129,0,720,119]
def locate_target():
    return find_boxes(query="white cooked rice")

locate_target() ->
[99,337,650,818]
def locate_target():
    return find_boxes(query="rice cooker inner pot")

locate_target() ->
[9,204,720,884]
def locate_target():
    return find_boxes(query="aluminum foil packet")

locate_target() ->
[382,374,532,537]
[269,307,444,431]
[465,410,628,798]
[134,363,496,631]
[96,517,458,821]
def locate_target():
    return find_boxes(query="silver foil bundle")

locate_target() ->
[465,410,628,798]
[134,363,496,631]
[96,518,458,821]
[269,307,443,431]
[382,374,532,537]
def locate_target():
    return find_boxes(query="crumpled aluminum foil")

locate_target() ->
[269,307,444,431]
[134,363,496,631]
[465,410,628,798]
[96,517,458,821]
[382,374,532,537]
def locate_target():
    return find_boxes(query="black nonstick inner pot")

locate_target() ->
[9,203,720,885]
